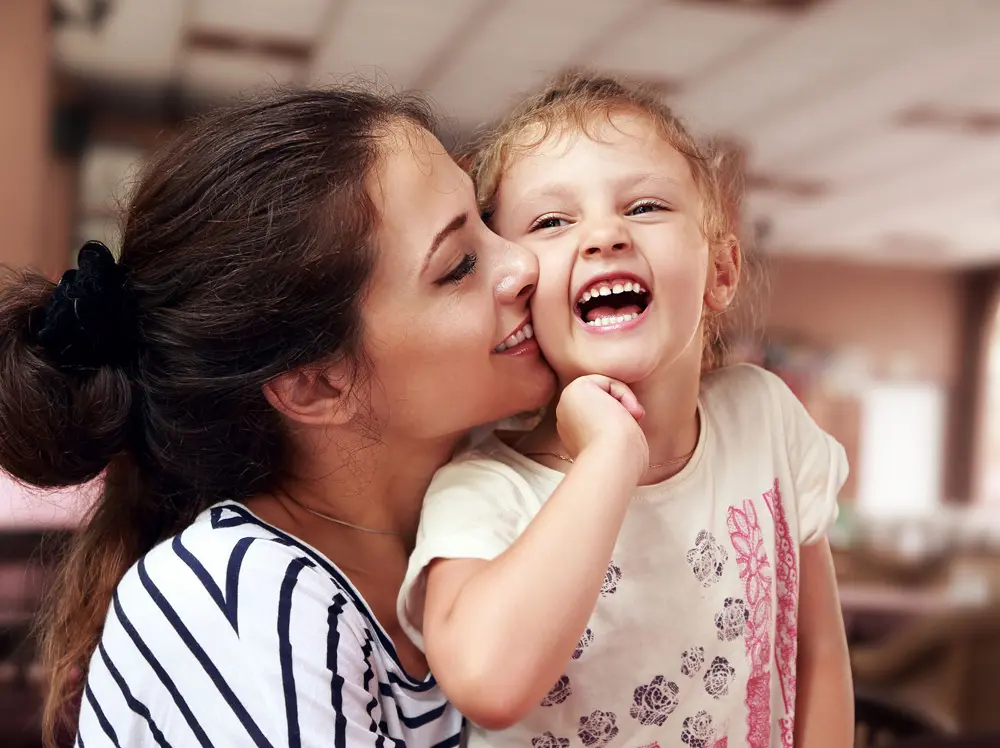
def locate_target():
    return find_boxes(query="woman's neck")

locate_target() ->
[295,430,458,540]
[248,428,460,567]
[520,355,703,485]
[244,428,461,679]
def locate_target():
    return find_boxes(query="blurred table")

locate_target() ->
[840,582,960,644]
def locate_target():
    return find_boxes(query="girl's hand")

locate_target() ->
[555,374,649,478]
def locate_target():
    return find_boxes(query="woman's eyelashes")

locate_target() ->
[437,252,478,285]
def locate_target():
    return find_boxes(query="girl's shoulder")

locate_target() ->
[699,363,794,432]
[701,362,790,400]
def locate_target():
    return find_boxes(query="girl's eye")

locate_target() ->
[529,215,569,232]
[438,252,478,285]
[628,200,667,216]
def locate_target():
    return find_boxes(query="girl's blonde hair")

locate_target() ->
[470,70,744,370]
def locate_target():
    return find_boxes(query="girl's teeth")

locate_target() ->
[579,281,647,303]
[523,323,533,338]
[586,311,640,327]
[505,333,519,347]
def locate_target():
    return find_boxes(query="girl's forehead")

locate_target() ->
[502,112,692,188]
[506,109,670,169]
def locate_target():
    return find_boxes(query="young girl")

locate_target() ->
[398,73,853,748]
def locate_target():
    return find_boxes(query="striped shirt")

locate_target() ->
[76,502,462,747]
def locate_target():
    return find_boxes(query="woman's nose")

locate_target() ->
[495,240,538,305]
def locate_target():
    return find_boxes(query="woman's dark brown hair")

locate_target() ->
[0,86,434,745]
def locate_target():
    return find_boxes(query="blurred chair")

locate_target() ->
[855,687,947,747]
[851,604,1000,735]
[0,529,70,748]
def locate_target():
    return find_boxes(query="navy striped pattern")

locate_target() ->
[75,502,461,747]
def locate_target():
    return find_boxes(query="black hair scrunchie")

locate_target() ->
[31,241,137,371]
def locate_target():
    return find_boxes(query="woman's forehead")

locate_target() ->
[367,127,472,280]
[370,124,462,206]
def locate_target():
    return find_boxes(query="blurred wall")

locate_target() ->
[765,256,986,502]
[767,257,962,386]
[0,0,51,272]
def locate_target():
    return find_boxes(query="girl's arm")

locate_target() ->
[421,376,647,730]
[795,537,854,747]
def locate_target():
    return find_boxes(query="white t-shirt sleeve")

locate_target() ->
[759,367,849,545]
[397,456,534,650]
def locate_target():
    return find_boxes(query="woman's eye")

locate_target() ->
[529,215,568,232]
[438,252,478,285]
[628,201,667,216]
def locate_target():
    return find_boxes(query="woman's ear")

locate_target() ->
[262,361,360,427]
[705,236,741,312]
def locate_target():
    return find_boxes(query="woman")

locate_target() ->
[0,87,554,747]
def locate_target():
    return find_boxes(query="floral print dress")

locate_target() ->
[399,364,847,748]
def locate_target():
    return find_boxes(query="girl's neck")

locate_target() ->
[520,356,703,486]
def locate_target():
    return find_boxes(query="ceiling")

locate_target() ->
[54,0,1000,267]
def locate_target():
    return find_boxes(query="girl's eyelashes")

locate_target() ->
[527,200,670,231]
[437,252,478,285]
[529,214,569,232]
[627,199,669,215]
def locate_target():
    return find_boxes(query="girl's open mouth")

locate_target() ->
[575,277,651,328]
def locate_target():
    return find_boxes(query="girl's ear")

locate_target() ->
[705,237,740,312]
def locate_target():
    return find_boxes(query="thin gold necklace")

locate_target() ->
[288,497,404,536]
[524,446,696,470]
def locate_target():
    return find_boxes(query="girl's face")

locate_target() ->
[360,125,555,441]
[490,111,735,388]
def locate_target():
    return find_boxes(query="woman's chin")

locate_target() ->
[516,365,558,413]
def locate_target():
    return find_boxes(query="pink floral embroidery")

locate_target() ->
[764,479,798,748]
[727,498,773,748]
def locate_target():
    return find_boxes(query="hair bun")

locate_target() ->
[31,241,136,372]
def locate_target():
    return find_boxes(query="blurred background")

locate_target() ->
[2,0,1000,746]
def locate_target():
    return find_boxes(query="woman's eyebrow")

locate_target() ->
[423,212,469,272]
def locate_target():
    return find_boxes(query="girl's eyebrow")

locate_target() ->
[518,172,685,206]
[613,172,685,191]
[515,183,574,206]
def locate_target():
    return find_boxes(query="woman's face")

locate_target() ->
[360,124,555,441]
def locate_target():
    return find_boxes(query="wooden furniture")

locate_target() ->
[851,605,1000,735]
[855,687,947,747]
[0,530,71,748]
